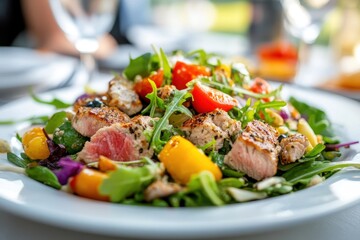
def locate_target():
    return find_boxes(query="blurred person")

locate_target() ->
[0,0,120,59]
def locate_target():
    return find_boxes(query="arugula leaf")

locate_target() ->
[221,168,246,178]
[99,164,158,202]
[149,89,192,153]
[169,171,224,207]
[141,80,165,117]
[258,100,287,109]
[160,48,172,85]
[152,46,172,85]
[31,92,72,109]
[16,133,22,142]
[289,97,333,137]
[228,99,286,128]
[282,161,360,184]
[25,165,62,189]
[7,152,30,168]
[123,53,152,80]
[304,143,326,158]
[278,144,326,171]
[123,47,171,83]
[44,111,67,134]
[0,115,49,125]
[194,77,283,99]
[322,136,340,144]
[187,171,224,206]
[186,49,216,66]
[219,178,246,188]
[151,199,169,207]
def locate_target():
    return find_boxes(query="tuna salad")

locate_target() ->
[1,48,359,207]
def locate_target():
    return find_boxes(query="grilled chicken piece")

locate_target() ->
[224,120,280,180]
[77,116,154,163]
[279,134,308,164]
[73,94,107,113]
[157,85,176,100]
[181,109,241,150]
[144,180,182,202]
[72,106,130,137]
[107,77,142,116]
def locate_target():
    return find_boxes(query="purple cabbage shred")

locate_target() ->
[53,157,83,185]
[38,129,68,169]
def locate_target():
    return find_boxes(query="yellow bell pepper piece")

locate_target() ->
[158,136,222,185]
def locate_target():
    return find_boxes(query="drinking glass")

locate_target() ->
[49,0,118,84]
[281,0,336,84]
[282,0,336,44]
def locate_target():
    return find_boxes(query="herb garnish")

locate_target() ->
[30,91,72,109]
[149,89,192,153]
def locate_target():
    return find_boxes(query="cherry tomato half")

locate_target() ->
[249,77,272,102]
[250,77,271,94]
[191,83,238,113]
[134,69,164,100]
[172,61,210,90]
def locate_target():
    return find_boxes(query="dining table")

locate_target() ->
[1,202,360,240]
[0,44,360,240]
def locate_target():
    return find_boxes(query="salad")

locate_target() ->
[0,48,359,207]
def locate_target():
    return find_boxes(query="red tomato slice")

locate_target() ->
[134,69,164,100]
[191,83,238,113]
[172,61,210,90]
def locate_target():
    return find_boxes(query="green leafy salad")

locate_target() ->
[0,48,359,207]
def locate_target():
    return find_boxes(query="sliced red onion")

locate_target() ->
[53,157,83,185]
[326,141,359,151]
[39,129,68,169]
[279,109,289,120]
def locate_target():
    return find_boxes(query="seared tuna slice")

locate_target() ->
[77,116,154,163]
[279,134,308,164]
[224,120,280,180]
[181,109,241,150]
[72,106,130,137]
[107,77,142,116]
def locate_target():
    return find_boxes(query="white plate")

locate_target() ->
[0,47,78,90]
[0,84,360,239]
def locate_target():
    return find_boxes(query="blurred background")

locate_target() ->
[0,0,359,103]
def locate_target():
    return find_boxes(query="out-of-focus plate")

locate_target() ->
[318,79,360,101]
[0,84,359,239]
[0,47,78,90]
